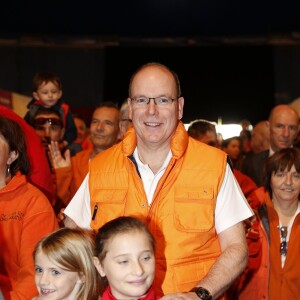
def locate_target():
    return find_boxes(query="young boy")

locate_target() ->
[24,72,77,146]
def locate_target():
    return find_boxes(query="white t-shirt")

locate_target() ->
[65,152,253,232]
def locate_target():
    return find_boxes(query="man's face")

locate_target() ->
[90,107,120,152]
[128,65,184,149]
[74,117,87,144]
[267,108,299,152]
[33,81,62,108]
[34,113,64,150]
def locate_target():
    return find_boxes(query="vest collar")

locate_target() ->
[122,121,189,159]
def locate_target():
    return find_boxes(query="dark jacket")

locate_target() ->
[241,149,269,186]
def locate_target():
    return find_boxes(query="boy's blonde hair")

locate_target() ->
[33,228,99,300]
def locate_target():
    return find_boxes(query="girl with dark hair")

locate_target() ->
[93,216,160,300]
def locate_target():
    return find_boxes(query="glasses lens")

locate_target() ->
[34,118,62,128]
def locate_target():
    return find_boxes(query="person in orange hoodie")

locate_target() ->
[0,116,58,299]
[0,105,54,202]
[49,102,120,206]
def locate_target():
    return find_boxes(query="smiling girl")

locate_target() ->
[33,228,99,300]
[93,216,161,300]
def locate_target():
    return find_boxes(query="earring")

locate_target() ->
[6,164,10,176]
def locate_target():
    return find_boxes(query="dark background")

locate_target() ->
[1,1,300,125]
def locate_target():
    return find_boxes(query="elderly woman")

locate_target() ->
[233,147,300,299]
[0,116,58,299]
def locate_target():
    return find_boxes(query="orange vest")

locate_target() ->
[89,122,227,294]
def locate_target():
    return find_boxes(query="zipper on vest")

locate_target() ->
[92,204,98,221]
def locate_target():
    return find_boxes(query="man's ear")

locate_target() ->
[127,97,133,120]
[93,256,106,277]
[177,96,184,120]
[7,150,18,165]
[60,128,65,140]
[266,121,270,129]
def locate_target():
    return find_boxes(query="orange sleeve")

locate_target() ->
[9,186,58,299]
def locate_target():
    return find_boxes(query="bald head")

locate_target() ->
[267,104,299,152]
[129,62,181,98]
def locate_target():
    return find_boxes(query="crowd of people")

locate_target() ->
[0,63,299,299]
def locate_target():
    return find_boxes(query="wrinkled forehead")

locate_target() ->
[92,107,119,121]
[130,66,177,96]
[270,109,299,125]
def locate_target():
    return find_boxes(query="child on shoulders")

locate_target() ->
[24,71,77,146]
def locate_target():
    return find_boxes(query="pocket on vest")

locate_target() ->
[174,186,214,232]
[92,189,127,217]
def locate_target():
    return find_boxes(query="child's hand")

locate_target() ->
[48,141,71,169]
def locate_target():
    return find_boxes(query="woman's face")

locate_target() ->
[224,139,240,160]
[0,133,10,187]
[271,165,300,204]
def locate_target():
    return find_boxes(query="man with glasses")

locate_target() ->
[64,62,253,299]
[33,107,81,157]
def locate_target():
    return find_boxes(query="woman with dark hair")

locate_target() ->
[232,148,300,299]
[0,116,58,299]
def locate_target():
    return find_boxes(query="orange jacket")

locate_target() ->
[55,148,92,206]
[235,187,300,299]
[89,122,227,295]
[0,173,58,300]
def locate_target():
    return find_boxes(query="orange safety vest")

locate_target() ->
[89,122,227,295]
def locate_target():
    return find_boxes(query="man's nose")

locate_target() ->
[147,99,158,114]
[282,126,290,137]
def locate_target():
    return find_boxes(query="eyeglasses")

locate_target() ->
[278,226,288,256]
[34,117,63,131]
[120,118,132,123]
[130,96,176,107]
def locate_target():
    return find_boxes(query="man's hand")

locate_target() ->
[161,292,200,300]
[48,141,71,169]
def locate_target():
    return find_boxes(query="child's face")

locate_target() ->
[95,231,155,300]
[34,250,84,299]
[33,81,62,108]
